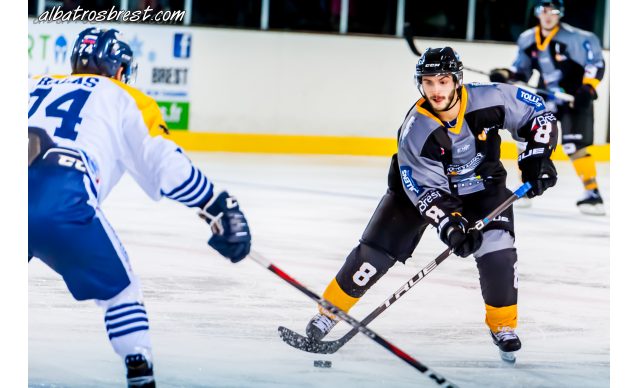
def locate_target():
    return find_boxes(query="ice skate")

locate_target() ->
[490,327,521,364]
[576,188,605,216]
[306,313,338,341]
[125,354,155,388]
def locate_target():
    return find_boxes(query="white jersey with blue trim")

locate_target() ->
[28,74,213,208]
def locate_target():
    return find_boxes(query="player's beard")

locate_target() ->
[431,88,457,113]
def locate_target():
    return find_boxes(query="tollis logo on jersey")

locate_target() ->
[516,89,545,112]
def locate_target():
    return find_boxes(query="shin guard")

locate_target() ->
[476,247,518,332]
[320,243,395,317]
[571,153,598,190]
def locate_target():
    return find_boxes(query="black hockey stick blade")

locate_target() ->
[278,325,356,354]
[403,22,422,57]
[277,326,345,354]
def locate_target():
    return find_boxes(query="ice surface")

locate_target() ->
[29,153,609,387]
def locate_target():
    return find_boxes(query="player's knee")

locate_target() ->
[95,277,144,310]
[562,143,591,160]
[562,142,578,157]
[335,243,396,299]
[361,190,427,263]
[475,240,518,307]
[473,230,514,259]
[562,137,590,158]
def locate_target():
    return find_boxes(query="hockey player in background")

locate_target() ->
[490,0,606,215]
[28,28,251,387]
[305,47,558,361]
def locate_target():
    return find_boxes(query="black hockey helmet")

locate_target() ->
[415,47,464,97]
[70,28,137,84]
[535,0,564,17]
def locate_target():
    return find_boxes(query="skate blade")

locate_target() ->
[578,203,606,216]
[499,349,516,365]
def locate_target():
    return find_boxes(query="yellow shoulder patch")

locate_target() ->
[109,78,169,137]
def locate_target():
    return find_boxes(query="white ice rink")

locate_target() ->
[29,152,610,388]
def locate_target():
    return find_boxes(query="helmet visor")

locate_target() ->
[123,61,138,85]
[535,5,562,17]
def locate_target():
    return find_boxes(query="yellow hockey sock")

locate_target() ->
[485,304,518,332]
[319,278,360,319]
[571,154,598,191]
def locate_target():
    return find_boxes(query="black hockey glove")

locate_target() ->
[573,84,597,110]
[519,157,558,198]
[437,213,483,258]
[199,191,251,263]
[489,68,513,84]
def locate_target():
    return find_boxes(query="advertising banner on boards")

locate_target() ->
[28,19,191,130]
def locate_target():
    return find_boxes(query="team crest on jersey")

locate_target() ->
[516,88,545,112]
[400,166,424,196]
[446,152,485,176]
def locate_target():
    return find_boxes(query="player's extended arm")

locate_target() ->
[490,35,534,84]
[574,34,606,110]
[489,27,538,87]
[516,113,559,198]
[120,94,251,263]
[155,153,251,263]
[143,146,252,263]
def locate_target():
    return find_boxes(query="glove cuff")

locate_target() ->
[199,191,229,229]
[437,213,468,242]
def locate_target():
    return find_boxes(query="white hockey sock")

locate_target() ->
[96,278,153,362]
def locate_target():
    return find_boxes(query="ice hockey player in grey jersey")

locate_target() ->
[490,0,606,215]
[305,47,558,362]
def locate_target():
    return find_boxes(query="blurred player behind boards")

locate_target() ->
[490,0,606,215]
[28,28,251,387]
[306,47,558,361]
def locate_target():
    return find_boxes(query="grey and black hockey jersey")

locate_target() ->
[510,23,605,97]
[397,83,558,226]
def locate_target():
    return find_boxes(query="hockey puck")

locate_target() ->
[313,360,332,368]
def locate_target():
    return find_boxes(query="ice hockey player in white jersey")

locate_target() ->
[28,28,251,387]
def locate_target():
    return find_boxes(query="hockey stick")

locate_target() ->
[402,23,574,104]
[463,67,575,103]
[249,251,458,387]
[279,182,532,354]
